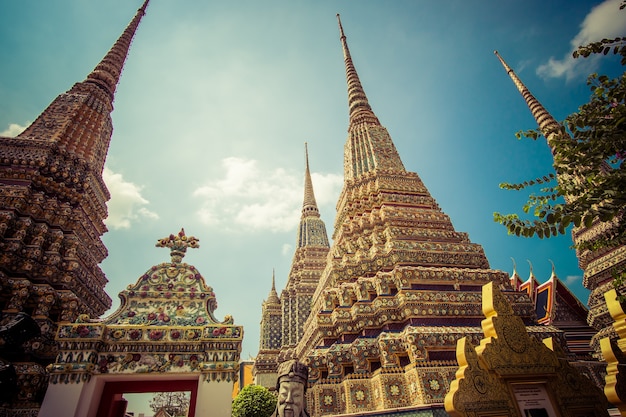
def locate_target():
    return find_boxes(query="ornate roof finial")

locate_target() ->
[302,142,320,218]
[509,257,523,290]
[527,259,535,278]
[494,51,562,149]
[85,0,150,101]
[337,14,380,128]
[548,259,557,279]
[156,228,199,263]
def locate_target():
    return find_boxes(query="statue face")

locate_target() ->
[277,380,305,417]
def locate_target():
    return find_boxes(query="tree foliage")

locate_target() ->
[232,384,276,417]
[574,37,626,66]
[149,391,190,416]
[494,33,626,264]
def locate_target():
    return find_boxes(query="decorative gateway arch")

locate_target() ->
[39,230,243,417]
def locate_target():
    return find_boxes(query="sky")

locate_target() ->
[1,0,626,372]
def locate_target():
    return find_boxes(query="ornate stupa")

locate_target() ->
[0,2,148,414]
[254,270,283,387]
[40,229,243,417]
[495,51,626,356]
[279,144,330,360]
[254,145,330,388]
[293,16,571,415]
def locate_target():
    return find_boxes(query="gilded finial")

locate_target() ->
[156,228,199,263]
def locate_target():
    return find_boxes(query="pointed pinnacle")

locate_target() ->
[302,143,320,217]
[85,0,150,100]
[527,259,535,278]
[337,14,380,128]
[549,259,557,279]
[267,269,280,304]
[494,51,562,147]
[272,269,277,291]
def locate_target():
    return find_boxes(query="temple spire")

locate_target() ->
[336,15,405,180]
[16,1,150,174]
[296,144,329,248]
[86,0,150,101]
[302,142,320,218]
[337,14,380,128]
[266,269,280,304]
[494,51,562,149]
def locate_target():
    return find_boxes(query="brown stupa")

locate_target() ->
[0,1,148,414]
[293,16,569,416]
[495,50,626,357]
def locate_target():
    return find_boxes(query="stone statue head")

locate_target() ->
[275,360,309,417]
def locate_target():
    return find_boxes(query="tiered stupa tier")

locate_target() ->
[495,51,626,357]
[295,17,567,415]
[0,2,148,414]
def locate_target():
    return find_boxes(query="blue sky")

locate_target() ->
[2,0,625,370]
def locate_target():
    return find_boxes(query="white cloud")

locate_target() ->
[565,275,583,285]
[311,172,344,207]
[103,167,159,230]
[1,122,29,137]
[193,157,343,233]
[537,0,626,80]
[281,243,293,256]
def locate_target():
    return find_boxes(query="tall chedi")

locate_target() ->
[0,2,148,414]
[280,144,330,359]
[254,271,283,387]
[295,16,569,416]
[495,51,626,356]
[254,145,330,388]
